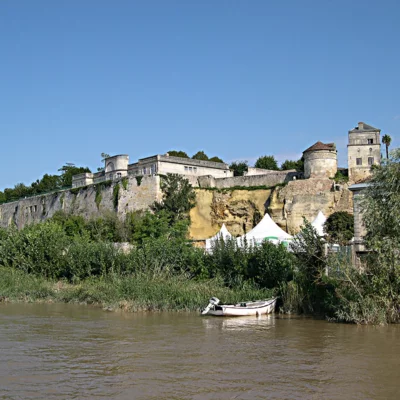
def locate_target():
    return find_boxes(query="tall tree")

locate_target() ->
[152,174,196,224]
[192,151,209,161]
[254,155,279,170]
[229,161,248,176]
[382,134,392,159]
[281,158,304,172]
[58,165,91,187]
[363,148,400,246]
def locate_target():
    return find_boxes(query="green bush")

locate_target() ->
[0,222,70,279]
[204,237,293,289]
[324,211,354,245]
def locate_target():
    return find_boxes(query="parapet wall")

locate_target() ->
[197,171,299,189]
[0,175,162,229]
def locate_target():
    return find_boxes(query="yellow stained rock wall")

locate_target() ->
[190,189,271,239]
[190,180,353,239]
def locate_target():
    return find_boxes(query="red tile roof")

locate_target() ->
[303,141,336,153]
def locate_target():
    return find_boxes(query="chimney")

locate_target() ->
[358,122,364,130]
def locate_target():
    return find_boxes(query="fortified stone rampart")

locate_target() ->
[197,170,299,189]
[0,175,161,230]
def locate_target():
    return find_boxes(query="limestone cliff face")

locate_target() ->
[190,189,271,239]
[268,179,353,234]
[189,179,353,239]
[0,176,161,229]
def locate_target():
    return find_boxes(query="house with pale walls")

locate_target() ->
[347,122,381,183]
[72,153,233,188]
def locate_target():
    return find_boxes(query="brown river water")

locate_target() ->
[0,303,399,400]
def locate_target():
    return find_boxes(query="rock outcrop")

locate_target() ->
[189,179,353,239]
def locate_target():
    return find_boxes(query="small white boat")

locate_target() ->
[201,297,277,317]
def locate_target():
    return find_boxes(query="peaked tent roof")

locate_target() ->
[205,224,232,250]
[311,211,327,236]
[237,213,292,245]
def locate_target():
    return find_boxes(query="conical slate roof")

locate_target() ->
[237,213,292,246]
[205,224,232,250]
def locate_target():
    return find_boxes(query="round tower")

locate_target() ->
[303,142,337,179]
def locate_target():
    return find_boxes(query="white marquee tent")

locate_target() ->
[236,213,292,247]
[311,211,327,237]
[205,224,233,251]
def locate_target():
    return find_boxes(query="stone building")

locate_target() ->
[349,182,370,267]
[347,122,381,183]
[72,153,233,188]
[303,142,337,179]
[128,154,232,179]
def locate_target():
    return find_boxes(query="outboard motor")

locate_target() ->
[201,297,220,315]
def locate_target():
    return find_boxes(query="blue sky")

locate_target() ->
[1,0,399,190]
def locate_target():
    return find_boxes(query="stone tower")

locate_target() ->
[303,141,337,179]
[347,122,381,183]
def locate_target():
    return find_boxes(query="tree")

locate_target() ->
[229,161,248,177]
[324,211,354,245]
[363,148,400,246]
[97,153,110,171]
[254,155,279,170]
[281,158,304,172]
[101,153,110,162]
[6,183,32,200]
[167,150,189,158]
[382,134,392,159]
[280,160,298,170]
[192,151,209,161]
[58,165,91,187]
[0,191,6,204]
[31,174,61,194]
[209,156,224,163]
[334,148,400,324]
[152,174,196,224]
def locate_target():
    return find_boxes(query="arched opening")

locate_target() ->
[105,162,115,173]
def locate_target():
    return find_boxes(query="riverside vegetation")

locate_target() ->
[0,150,399,324]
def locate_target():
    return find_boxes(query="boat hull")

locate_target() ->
[204,298,277,317]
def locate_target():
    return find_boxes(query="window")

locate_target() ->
[193,167,197,173]
[367,139,373,144]
[356,158,362,166]
[117,172,122,178]
[184,166,188,172]
[34,205,37,212]
[143,167,147,175]
[368,157,374,166]
[189,167,193,172]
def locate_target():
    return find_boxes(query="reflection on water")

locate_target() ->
[0,303,400,399]
[202,314,276,331]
